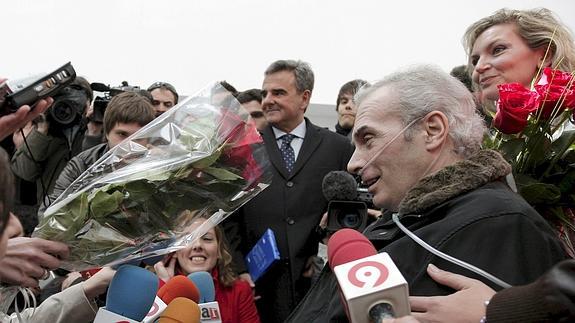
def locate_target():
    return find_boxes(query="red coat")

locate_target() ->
[212,270,261,323]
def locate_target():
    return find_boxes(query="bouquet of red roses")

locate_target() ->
[484,68,575,257]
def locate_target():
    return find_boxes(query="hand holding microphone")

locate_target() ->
[328,229,410,322]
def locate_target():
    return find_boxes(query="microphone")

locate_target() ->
[90,82,111,92]
[322,170,358,201]
[158,297,201,323]
[188,272,222,323]
[187,272,215,303]
[158,275,201,304]
[322,171,369,232]
[144,275,201,322]
[94,264,159,323]
[328,229,410,322]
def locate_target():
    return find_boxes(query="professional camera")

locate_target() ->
[90,81,142,123]
[322,171,375,232]
[0,62,76,116]
[47,84,90,129]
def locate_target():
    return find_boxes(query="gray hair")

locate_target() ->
[264,59,314,93]
[356,65,486,158]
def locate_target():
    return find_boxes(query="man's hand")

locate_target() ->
[367,208,382,219]
[0,77,53,141]
[408,264,495,323]
[239,272,255,288]
[12,121,35,149]
[0,237,69,287]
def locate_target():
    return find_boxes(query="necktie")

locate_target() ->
[280,134,296,173]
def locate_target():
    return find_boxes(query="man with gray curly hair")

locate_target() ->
[286,65,566,322]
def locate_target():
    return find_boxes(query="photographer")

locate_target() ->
[10,77,93,208]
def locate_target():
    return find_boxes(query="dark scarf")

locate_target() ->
[334,123,351,137]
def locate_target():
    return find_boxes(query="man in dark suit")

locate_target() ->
[224,59,354,322]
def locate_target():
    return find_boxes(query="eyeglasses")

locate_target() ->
[147,82,178,101]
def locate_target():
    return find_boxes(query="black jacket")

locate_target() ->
[287,150,567,322]
[37,143,109,218]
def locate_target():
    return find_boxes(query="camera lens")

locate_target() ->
[51,100,77,125]
[338,212,361,229]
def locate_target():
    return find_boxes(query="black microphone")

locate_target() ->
[90,82,111,92]
[322,171,368,232]
[322,171,358,201]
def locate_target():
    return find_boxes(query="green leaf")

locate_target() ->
[89,190,125,219]
[518,181,561,205]
[552,129,575,151]
[203,167,242,181]
[499,138,525,160]
[191,148,222,169]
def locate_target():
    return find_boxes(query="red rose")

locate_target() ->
[535,68,575,117]
[537,67,574,88]
[495,83,540,134]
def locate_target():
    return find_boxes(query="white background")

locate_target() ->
[1,0,574,105]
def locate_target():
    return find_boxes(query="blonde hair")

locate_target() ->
[463,8,575,73]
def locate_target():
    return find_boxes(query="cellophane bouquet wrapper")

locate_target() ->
[32,83,272,271]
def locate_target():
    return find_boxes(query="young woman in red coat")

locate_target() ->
[155,214,260,323]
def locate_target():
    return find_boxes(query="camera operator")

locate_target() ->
[10,77,93,208]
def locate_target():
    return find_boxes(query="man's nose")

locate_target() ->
[347,150,364,175]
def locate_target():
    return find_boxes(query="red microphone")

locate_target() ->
[158,275,200,304]
[144,275,200,322]
[327,229,410,323]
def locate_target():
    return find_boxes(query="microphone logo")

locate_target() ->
[347,260,389,288]
[201,307,221,320]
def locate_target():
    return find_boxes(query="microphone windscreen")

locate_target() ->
[106,264,159,321]
[90,82,110,92]
[187,271,216,303]
[322,171,358,201]
[158,297,201,323]
[158,275,200,304]
[327,228,377,270]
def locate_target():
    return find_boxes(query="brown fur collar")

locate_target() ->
[398,149,511,215]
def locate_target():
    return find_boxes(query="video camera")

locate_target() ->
[0,62,76,116]
[322,171,375,232]
[91,81,142,123]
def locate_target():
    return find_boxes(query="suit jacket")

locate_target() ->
[224,118,354,322]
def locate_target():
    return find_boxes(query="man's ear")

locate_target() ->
[300,90,311,110]
[422,111,449,151]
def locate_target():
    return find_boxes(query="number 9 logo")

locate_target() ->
[347,261,389,288]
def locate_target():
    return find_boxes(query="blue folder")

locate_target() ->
[245,228,281,282]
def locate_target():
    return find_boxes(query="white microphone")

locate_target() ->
[328,229,410,322]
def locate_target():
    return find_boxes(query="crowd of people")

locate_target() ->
[0,6,574,323]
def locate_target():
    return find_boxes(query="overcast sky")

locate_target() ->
[2,0,574,104]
